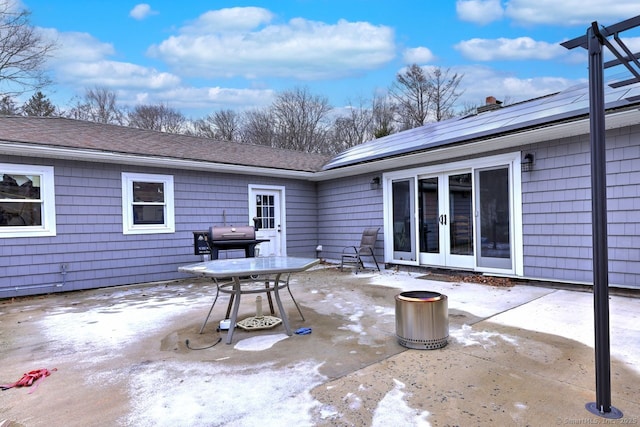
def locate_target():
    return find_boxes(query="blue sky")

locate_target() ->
[19,0,640,118]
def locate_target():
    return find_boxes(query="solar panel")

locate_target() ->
[323,78,640,170]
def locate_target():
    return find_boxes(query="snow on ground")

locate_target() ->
[39,294,196,358]
[233,333,289,351]
[450,323,519,348]
[371,379,431,427]
[122,359,326,426]
[364,268,640,372]
[31,267,640,424]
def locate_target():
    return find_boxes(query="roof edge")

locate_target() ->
[0,143,317,180]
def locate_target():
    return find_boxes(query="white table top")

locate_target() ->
[178,256,320,278]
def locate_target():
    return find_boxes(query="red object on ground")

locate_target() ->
[1,368,57,393]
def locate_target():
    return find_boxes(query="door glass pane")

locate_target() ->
[418,177,439,253]
[392,179,415,260]
[255,194,275,229]
[478,167,511,266]
[449,173,473,255]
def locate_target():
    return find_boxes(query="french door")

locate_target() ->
[418,171,474,269]
[386,153,519,274]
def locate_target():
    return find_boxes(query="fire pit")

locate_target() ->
[395,291,448,350]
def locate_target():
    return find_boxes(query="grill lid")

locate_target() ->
[209,225,256,241]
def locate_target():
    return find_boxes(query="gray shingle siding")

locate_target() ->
[317,175,384,264]
[522,125,640,287]
[1,156,317,296]
[3,115,640,294]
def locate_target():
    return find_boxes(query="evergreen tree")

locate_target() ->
[22,91,57,116]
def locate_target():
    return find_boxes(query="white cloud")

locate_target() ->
[505,0,640,26]
[56,60,181,90]
[40,29,180,90]
[455,37,567,61]
[402,47,435,64]
[129,4,158,21]
[119,86,276,114]
[41,28,114,63]
[38,21,278,114]
[147,8,396,80]
[453,64,582,107]
[456,0,504,25]
[181,7,274,33]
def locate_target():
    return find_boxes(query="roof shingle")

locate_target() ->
[0,116,332,173]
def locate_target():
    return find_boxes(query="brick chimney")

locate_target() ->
[477,96,503,113]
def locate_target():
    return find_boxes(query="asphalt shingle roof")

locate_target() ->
[0,116,332,173]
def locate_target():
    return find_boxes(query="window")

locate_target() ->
[121,172,174,234]
[0,163,56,238]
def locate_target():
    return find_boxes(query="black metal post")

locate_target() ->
[584,23,622,419]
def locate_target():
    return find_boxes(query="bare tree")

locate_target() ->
[371,93,397,138]
[389,64,432,130]
[128,103,185,134]
[240,108,277,147]
[271,86,332,153]
[389,64,464,129]
[0,94,17,114]
[0,2,56,96]
[22,90,56,116]
[330,92,398,149]
[67,86,124,124]
[332,96,375,149]
[430,67,464,121]
[192,109,241,141]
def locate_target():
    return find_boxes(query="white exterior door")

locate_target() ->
[248,185,285,256]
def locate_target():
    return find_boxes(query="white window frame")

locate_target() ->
[0,163,56,238]
[121,172,175,235]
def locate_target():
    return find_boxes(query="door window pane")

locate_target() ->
[256,194,275,229]
[392,179,415,259]
[449,173,473,255]
[418,177,439,253]
[478,167,511,266]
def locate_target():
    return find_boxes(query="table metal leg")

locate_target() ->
[264,278,275,314]
[225,294,234,319]
[225,276,242,344]
[272,273,292,336]
[199,282,220,334]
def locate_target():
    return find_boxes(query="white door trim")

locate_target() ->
[248,184,287,256]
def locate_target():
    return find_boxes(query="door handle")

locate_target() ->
[439,214,447,225]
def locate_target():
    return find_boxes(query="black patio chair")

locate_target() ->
[340,228,381,273]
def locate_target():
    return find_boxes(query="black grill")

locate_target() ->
[206,226,268,259]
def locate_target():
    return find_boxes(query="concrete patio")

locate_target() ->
[1,265,639,426]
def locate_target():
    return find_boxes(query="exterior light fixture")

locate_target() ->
[521,153,534,172]
[370,176,381,190]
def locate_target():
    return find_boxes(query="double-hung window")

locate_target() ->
[122,172,174,234]
[0,163,56,238]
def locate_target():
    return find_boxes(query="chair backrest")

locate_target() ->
[360,228,379,250]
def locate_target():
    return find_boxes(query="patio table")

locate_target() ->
[178,256,320,344]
